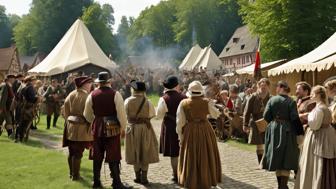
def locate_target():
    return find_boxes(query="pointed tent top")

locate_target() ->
[192,46,222,71]
[179,44,202,71]
[29,19,117,76]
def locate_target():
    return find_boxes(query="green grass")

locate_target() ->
[147,93,160,107]
[35,114,65,136]
[0,135,94,189]
[226,139,255,152]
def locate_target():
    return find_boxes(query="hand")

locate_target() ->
[243,126,250,134]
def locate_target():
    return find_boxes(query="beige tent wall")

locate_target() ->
[268,66,336,95]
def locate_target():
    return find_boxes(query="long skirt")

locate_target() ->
[125,123,159,165]
[178,121,222,189]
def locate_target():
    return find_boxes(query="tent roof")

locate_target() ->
[179,44,202,71]
[236,59,286,75]
[191,46,222,71]
[268,32,336,76]
[29,19,117,76]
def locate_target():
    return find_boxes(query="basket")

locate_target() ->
[255,119,268,133]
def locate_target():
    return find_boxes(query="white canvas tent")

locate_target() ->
[29,19,117,76]
[236,59,286,75]
[268,32,336,76]
[179,44,202,71]
[191,46,222,71]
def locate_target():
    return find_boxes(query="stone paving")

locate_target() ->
[100,119,295,189]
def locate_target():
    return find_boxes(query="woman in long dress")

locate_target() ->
[262,81,302,189]
[124,80,159,185]
[176,81,222,189]
[295,85,336,189]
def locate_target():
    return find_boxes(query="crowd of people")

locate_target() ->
[1,68,336,189]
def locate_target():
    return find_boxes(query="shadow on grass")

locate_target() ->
[77,167,93,188]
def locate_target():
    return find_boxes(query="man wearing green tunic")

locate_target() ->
[262,81,303,189]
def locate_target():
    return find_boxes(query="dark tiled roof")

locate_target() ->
[219,25,259,58]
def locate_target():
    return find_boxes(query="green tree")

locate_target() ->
[14,0,92,55]
[82,3,118,58]
[239,0,336,61]
[0,5,12,48]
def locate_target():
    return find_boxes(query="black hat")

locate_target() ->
[163,75,179,89]
[6,74,15,79]
[95,72,110,83]
[130,80,146,92]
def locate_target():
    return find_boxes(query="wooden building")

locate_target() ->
[219,25,259,72]
[0,46,21,81]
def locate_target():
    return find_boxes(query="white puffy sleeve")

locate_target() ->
[208,100,221,119]
[176,101,186,141]
[156,97,168,119]
[115,91,127,130]
[83,94,95,123]
[308,107,323,131]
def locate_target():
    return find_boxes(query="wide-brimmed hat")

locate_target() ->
[130,80,146,92]
[163,75,179,89]
[24,75,37,82]
[187,81,204,97]
[95,72,109,83]
[75,76,93,88]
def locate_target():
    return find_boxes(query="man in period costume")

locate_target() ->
[156,75,187,182]
[124,80,159,185]
[176,81,222,189]
[83,72,131,189]
[0,75,16,137]
[243,78,271,165]
[295,82,316,128]
[262,81,303,189]
[44,79,64,129]
[64,74,76,97]
[15,76,40,142]
[63,76,94,181]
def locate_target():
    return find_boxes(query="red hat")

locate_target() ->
[74,76,92,88]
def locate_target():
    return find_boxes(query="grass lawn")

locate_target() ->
[35,114,65,137]
[226,140,255,152]
[147,93,160,107]
[0,135,93,189]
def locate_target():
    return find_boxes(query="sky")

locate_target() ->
[0,0,161,29]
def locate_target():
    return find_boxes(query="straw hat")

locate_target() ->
[187,81,204,97]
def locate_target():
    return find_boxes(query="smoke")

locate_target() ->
[118,36,186,70]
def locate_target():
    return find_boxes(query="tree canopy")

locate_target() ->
[0,5,13,48]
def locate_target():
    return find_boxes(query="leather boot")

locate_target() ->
[92,160,103,188]
[172,172,178,183]
[109,161,132,189]
[72,157,82,181]
[276,176,281,189]
[280,176,289,189]
[134,170,141,184]
[53,115,58,128]
[257,154,263,164]
[47,116,51,129]
[68,156,73,179]
[141,170,149,185]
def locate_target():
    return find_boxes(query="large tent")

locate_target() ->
[267,32,336,94]
[29,19,117,76]
[191,46,222,71]
[179,44,202,71]
[268,32,336,76]
[236,59,286,75]
[179,45,222,71]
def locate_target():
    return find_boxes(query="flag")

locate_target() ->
[253,39,262,80]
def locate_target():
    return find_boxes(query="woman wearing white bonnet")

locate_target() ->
[176,80,222,189]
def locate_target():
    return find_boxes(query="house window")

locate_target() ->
[226,48,230,52]
[241,45,245,50]
[246,56,249,63]
[242,57,245,64]
[230,59,232,65]
[233,38,239,43]
[237,58,240,65]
